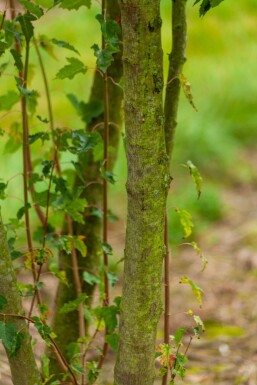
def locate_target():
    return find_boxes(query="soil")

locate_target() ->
[1,160,257,385]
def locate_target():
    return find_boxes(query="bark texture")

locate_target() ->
[0,210,42,385]
[164,0,187,157]
[114,1,170,384]
[51,0,123,360]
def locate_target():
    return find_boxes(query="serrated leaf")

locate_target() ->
[52,38,80,55]
[10,49,23,72]
[56,57,87,80]
[175,208,194,238]
[19,0,44,18]
[42,160,54,176]
[59,293,87,314]
[48,262,69,286]
[179,276,203,306]
[29,131,50,144]
[16,13,37,44]
[0,321,22,357]
[0,296,7,312]
[91,43,118,73]
[174,328,186,346]
[65,198,87,224]
[59,0,91,10]
[187,241,208,271]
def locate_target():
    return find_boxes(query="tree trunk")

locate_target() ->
[114,1,170,384]
[0,210,42,385]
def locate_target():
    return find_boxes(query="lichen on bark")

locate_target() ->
[0,209,42,385]
[114,1,170,384]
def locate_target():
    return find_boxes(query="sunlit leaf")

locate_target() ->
[174,328,186,346]
[179,275,203,306]
[59,293,87,314]
[175,208,194,238]
[184,160,203,199]
[179,74,198,111]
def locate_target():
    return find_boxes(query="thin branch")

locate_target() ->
[162,213,170,385]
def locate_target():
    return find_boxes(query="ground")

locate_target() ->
[1,158,257,385]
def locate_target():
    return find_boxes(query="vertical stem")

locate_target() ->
[162,213,170,385]
[33,37,61,174]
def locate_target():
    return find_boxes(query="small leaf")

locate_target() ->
[71,362,86,375]
[179,74,198,111]
[179,276,203,306]
[0,41,8,57]
[41,353,50,378]
[16,13,37,45]
[91,43,118,73]
[59,0,91,10]
[193,315,205,332]
[184,160,203,199]
[185,241,208,271]
[0,182,8,200]
[102,242,113,255]
[100,166,116,184]
[52,38,80,55]
[10,49,23,72]
[175,208,194,238]
[83,271,100,286]
[73,237,87,257]
[174,328,186,346]
[29,132,50,144]
[17,203,31,220]
[42,160,54,176]
[55,57,87,80]
[59,293,87,314]
[19,0,44,18]
[36,115,49,123]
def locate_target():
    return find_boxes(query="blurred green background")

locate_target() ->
[0,0,257,245]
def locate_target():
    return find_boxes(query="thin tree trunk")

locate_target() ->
[114,1,170,384]
[0,210,42,385]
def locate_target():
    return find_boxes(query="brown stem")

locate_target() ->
[162,213,170,385]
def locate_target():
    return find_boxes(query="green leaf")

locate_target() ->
[0,41,8,57]
[67,94,104,124]
[179,74,198,111]
[185,160,203,199]
[10,49,23,72]
[0,182,8,200]
[19,0,44,18]
[41,353,50,378]
[16,13,37,44]
[179,276,203,306]
[174,328,186,346]
[71,362,86,375]
[36,115,49,123]
[0,321,23,357]
[59,293,87,314]
[91,43,118,73]
[105,332,119,352]
[4,123,22,154]
[100,166,116,184]
[194,0,224,16]
[102,242,113,255]
[73,237,87,257]
[17,203,31,220]
[69,130,101,155]
[83,271,100,286]
[52,38,80,55]
[65,198,87,224]
[59,0,91,10]
[175,208,194,238]
[56,57,87,79]
[42,160,54,176]
[48,262,69,286]
[29,132,50,144]
[0,296,7,312]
